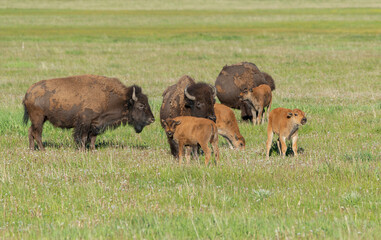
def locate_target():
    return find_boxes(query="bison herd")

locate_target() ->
[23,62,307,163]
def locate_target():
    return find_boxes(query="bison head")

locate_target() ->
[161,119,181,139]
[128,85,155,133]
[184,83,216,122]
[287,109,307,126]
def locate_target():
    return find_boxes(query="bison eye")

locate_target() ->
[137,103,145,110]
[196,102,203,109]
[294,113,298,116]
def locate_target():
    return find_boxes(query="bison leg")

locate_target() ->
[28,112,45,150]
[90,134,97,150]
[191,146,199,161]
[291,134,298,157]
[240,102,253,121]
[266,128,273,159]
[279,136,287,157]
[74,125,90,150]
[167,137,179,157]
[185,146,191,164]
[178,142,184,165]
[211,139,219,166]
[257,108,263,125]
[200,142,211,166]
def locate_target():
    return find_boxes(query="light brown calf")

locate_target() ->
[214,103,245,150]
[162,116,219,165]
[239,84,272,125]
[266,108,307,159]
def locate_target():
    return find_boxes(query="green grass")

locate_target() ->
[1,0,381,239]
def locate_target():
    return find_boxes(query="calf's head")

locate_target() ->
[184,83,216,122]
[239,88,256,107]
[128,86,155,133]
[161,119,181,138]
[287,109,307,126]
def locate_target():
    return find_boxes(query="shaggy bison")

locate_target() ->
[215,62,275,121]
[160,75,216,156]
[23,75,155,150]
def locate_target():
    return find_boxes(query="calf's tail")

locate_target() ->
[23,103,29,125]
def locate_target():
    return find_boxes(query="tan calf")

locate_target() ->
[214,103,245,150]
[162,116,219,165]
[266,108,307,159]
[239,84,272,125]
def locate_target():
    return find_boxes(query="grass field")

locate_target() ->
[0,0,380,238]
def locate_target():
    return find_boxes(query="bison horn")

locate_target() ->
[184,86,196,101]
[132,87,138,102]
[210,84,217,98]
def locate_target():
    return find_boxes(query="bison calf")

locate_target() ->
[239,84,272,125]
[266,108,307,159]
[214,103,245,150]
[162,116,219,166]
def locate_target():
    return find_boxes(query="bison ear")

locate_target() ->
[161,119,167,126]
[175,121,181,126]
[287,112,293,118]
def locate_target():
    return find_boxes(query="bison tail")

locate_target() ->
[23,104,29,125]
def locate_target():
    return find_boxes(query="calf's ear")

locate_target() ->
[161,119,167,127]
[175,121,181,126]
[287,112,293,118]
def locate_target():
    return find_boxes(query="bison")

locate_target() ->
[23,74,155,150]
[162,116,219,166]
[266,108,307,159]
[214,103,245,150]
[239,84,272,125]
[160,75,216,156]
[215,62,275,121]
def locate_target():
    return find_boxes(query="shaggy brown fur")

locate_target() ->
[162,116,219,166]
[23,75,154,150]
[266,108,307,159]
[215,62,276,121]
[214,103,245,150]
[239,84,272,125]
[160,75,216,157]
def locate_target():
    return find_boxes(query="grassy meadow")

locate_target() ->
[0,0,380,238]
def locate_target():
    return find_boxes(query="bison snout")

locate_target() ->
[301,117,307,125]
[208,115,216,122]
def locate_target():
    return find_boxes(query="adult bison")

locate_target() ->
[215,62,275,121]
[160,75,216,156]
[23,74,155,150]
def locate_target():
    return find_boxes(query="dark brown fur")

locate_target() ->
[23,74,154,150]
[160,75,216,157]
[215,62,276,121]
[162,116,219,166]
[214,103,245,150]
[266,108,307,159]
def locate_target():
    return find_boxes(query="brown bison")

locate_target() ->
[266,108,307,159]
[160,75,216,156]
[23,75,155,150]
[239,84,272,125]
[215,62,275,121]
[214,103,245,150]
[162,116,219,166]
